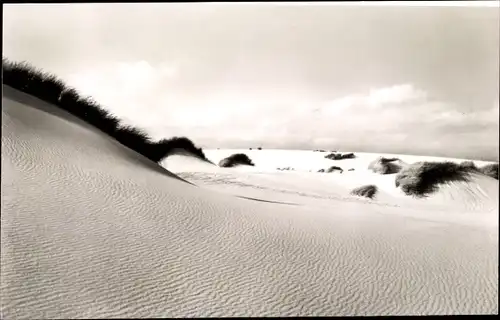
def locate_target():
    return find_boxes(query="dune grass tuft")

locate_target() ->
[325,152,356,160]
[459,160,478,171]
[326,166,343,173]
[219,153,255,167]
[350,185,378,199]
[2,58,209,164]
[152,137,211,163]
[458,161,498,180]
[395,161,475,197]
[368,157,403,175]
[479,163,498,180]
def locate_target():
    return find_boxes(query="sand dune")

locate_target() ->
[2,85,499,318]
[175,149,498,213]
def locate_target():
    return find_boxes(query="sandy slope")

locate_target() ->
[1,85,498,318]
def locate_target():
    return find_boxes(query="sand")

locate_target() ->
[2,85,498,318]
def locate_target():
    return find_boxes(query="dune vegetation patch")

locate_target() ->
[350,185,378,199]
[479,163,498,180]
[458,161,499,180]
[219,153,255,167]
[154,137,211,163]
[395,161,475,197]
[459,161,478,171]
[368,157,404,175]
[458,161,498,180]
[325,152,356,160]
[2,58,209,164]
[326,166,344,173]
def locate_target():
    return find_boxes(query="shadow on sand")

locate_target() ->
[236,195,300,206]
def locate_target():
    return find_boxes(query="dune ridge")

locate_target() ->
[2,58,209,164]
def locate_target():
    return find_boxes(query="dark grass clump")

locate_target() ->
[57,88,121,135]
[318,169,325,173]
[459,160,479,171]
[368,157,403,175]
[151,136,211,163]
[324,153,342,160]
[326,166,343,173]
[395,161,474,197]
[350,185,377,199]
[458,161,498,180]
[480,163,498,180]
[2,59,67,106]
[257,147,262,150]
[2,58,208,164]
[325,152,356,160]
[219,153,255,168]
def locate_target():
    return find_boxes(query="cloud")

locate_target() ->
[64,60,498,160]
[271,84,498,159]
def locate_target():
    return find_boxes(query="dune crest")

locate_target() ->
[2,58,209,164]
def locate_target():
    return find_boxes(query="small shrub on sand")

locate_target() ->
[318,169,325,173]
[480,163,498,180]
[325,153,342,160]
[325,152,356,160]
[368,157,403,174]
[2,58,209,164]
[219,153,255,167]
[458,161,498,179]
[395,161,473,197]
[257,147,262,150]
[326,166,343,173]
[151,137,210,163]
[351,185,377,199]
[459,161,478,171]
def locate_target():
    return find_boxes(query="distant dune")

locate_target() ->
[2,60,498,318]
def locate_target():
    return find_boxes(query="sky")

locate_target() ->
[3,2,499,160]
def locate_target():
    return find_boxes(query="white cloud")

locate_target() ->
[64,61,498,159]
